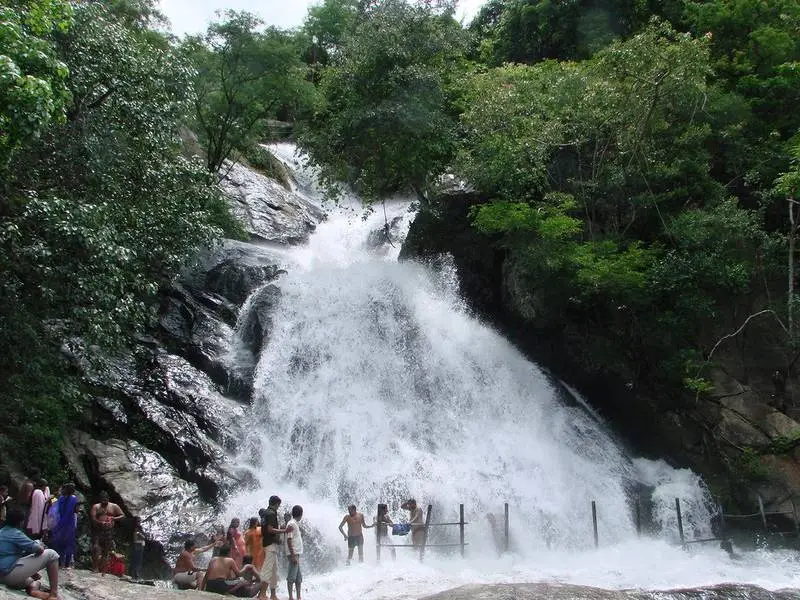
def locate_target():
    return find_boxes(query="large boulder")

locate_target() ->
[220,162,324,244]
[63,434,218,548]
[199,239,287,306]
[238,284,282,356]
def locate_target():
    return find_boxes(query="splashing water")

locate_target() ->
[224,144,800,597]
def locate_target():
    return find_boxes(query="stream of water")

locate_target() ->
[224,144,800,599]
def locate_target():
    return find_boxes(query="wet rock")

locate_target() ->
[367,216,404,251]
[59,569,217,600]
[65,433,217,548]
[238,284,282,356]
[200,239,286,306]
[220,161,324,244]
[80,348,249,502]
[158,283,237,391]
[422,583,800,600]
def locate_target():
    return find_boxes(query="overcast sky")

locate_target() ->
[159,0,486,37]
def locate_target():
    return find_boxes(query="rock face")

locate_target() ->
[220,161,324,244]
[63,434,218,550]
[402,198,800,533]
[422,583,800,600]
[61,161,319,566]
[3,574,798,600]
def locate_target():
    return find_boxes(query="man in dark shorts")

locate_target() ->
[338,505,373,565]
[200,544,247,596]
[89,491,124,573]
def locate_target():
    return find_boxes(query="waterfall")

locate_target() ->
[225,144,800,597]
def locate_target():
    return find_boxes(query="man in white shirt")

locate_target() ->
[285,506,303,600]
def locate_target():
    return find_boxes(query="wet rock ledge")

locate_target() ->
[422,583,800,600]
[2,576,799,600]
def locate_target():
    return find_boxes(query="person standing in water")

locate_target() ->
[401,499,425,547]
[244,517,264,570]
[90,491,124,574]
[285,505,303,600]
[375,503,395,560]
[258,496,287,600]
[338,505,373,565]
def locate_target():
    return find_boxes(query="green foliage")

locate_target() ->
[302,0,361,66]
[184,11,316,173]
[733,447,769,482]
[0,2,241,475]
[472,0,661,65]
[766,431,800,455]
[572,240,656,302]
[0,0,72,167]
[460,22,718,239]
[683,376,714,396]
[297,0,468,200]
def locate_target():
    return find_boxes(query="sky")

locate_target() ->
[159,0,486,37]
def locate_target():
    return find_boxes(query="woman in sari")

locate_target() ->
[48,483,79,568]
[243,517,264,570]
[226,518,246,567]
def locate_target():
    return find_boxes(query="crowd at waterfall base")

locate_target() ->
[0,471,436,600]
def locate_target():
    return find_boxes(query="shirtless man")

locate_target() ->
[401,499,425,547]
[338,505,373,565]
[90,492,124,573]
[173,539,214,589]
[200,544,247,596]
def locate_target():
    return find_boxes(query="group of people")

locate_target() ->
[172,495,304,600]
[171,496,426,599]
[2,469,428,600]
[0,471,140,600]
[0,470,84,599]
[338,499,425,565]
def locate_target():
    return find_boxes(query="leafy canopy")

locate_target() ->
[297,0,468,200]
[183,10,316,173]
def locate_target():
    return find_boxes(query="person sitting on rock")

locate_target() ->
[0,509,60,600]
[173,539,214,589]
[238,555,262,597]
[199,544,247,596]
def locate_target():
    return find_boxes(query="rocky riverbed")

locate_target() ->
[2,573,799,600]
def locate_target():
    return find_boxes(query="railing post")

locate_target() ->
[757,494,768,531]
[591,500,598,548]
[459,504,465,557]
[675,498,685,545]
[792,498,799,535]
[419,504,433,562]
[504,502,509,553]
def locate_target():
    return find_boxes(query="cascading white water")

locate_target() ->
[225,144,800,598]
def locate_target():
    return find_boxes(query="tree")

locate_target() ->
[297,0,468,200]
[302,0,361,66]
[472,0,658,66]
[0,0,72,169]
[0,2,241,475]
[185,11,315,174]
[459,22,717,238]
[775,137,800,337]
